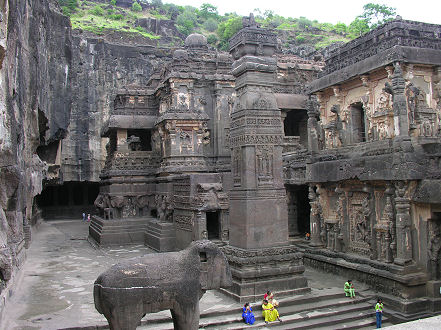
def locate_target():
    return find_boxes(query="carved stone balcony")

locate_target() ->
[102,151,160,177]
[282,136,304,154]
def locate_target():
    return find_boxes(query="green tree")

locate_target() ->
[217,16,242,50]
[199,3,218,20]
[131,1,142,12]
[151,0,163,10]
[297,16,312,29]
[110,0,116,5]
[58,0,78,16]
[348,17,370,38]
[360,3,396,28]
[207,34,218,45]
[203,18,218,32]
[176,8,198,36]
[163,3,183,20]
[334,22,347,35]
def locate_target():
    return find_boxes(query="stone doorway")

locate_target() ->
[206,211,221,240]
[36,181,99,219]
[287,185,311,237]
[283,109,308,147]
[350,102,366,143]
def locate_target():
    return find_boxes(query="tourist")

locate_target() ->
[305,232,311,240]
[263,290,279,307]
[242,302,255,325]
[82,212,86,221]
[344,280,355,298]
[375,298,384,328]
[269,291,279,307]
[87,214,91,222]
[262,299,282,324]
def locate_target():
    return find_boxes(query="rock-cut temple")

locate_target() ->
[1,5,441,322]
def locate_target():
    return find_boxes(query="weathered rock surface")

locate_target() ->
[0,0,71,284]
[0,0,171,319]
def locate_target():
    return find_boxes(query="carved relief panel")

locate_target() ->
[348,192,371,256]
[256,145,274,185]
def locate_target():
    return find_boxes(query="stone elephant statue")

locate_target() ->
[93,240,232,330]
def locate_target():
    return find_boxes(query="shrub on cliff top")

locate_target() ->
[132,1,142,12]
[59,0,78,16]
[90,5,105,16]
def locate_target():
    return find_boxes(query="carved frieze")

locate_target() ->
[174,213,194,232]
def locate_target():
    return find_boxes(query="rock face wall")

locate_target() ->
[62,33,171,182]
[0,0,171,316]
[0,0,72,310]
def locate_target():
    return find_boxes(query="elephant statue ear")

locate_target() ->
[191,240,232,290]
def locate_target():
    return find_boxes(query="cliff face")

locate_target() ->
[61,32,171,182]
[0,0,72,284]
[0,0,171,311]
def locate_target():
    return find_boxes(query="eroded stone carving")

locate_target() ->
[94,240,232,330]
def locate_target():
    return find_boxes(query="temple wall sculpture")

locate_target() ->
[307,18,441,315]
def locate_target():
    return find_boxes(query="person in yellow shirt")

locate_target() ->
[375,298,384,328]
[262,299,282,324]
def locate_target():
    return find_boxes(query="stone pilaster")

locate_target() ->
[387,62,409,138]
[222,17,308,301]
[309,185,323,247]
[394,181,413,265]
[307,97,320,153]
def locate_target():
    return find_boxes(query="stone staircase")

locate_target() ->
[138,288,393,330]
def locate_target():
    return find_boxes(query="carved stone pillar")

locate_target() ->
[394,181,413,265]
[387,62,410,138]
[222,17,308,302]
[308,185,323,246]
[307,97,319,153]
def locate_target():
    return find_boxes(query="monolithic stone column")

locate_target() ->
[222,16,308,302]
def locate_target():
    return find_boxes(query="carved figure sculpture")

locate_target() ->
[428,223,441,280]
[94,240,232,330]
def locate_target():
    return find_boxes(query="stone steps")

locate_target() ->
[138,289,383,330]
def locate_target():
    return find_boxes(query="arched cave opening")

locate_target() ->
[36,181,100,219]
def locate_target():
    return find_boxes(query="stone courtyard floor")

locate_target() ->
[2,219,434,330]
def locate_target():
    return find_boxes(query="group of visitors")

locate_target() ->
[344,280,384,328]
[241,284,384,327]
[82,213,91,222]
[241,290,282,326]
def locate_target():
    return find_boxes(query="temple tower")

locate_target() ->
[221,16,309,301]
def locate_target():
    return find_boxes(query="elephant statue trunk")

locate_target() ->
[93,240,232,330]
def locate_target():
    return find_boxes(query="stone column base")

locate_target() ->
[220,245,309,302]
[144,219,176,252]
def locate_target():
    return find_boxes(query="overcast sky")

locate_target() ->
[165,0,441,25]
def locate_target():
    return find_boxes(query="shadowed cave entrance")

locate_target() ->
[287,185,311,237]
[206,211,221,240]
[36,182,100,219]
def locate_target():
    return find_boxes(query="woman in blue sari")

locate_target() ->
[242,302,255,325]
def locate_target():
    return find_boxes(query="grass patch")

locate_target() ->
[315,37,349,49]
[70,3,160,39]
